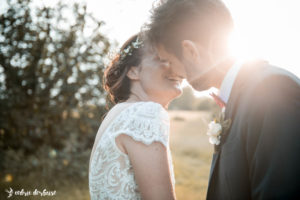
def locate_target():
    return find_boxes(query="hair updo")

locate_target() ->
[103,33,145,105]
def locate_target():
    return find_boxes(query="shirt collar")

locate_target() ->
[219,60,244,104]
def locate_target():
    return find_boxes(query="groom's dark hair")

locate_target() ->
[147,0,233,58]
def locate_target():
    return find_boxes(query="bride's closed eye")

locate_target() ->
[155,56,170,66]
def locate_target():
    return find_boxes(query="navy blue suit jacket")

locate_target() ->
[206,61,300,200]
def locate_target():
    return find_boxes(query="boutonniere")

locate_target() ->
[207,108,231,146]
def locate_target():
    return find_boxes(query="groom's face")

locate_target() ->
[157,42,215,91]
[156,45,187,79]
[181,40,216,91]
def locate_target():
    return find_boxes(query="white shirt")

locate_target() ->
[219,61,244,104]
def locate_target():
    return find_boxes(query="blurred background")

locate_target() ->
[0,0,299,199]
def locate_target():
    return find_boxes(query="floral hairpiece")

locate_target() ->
[120,37,144,60]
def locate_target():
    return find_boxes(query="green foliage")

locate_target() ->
[195,97,218,111]
[169,87,196,110]
[0,0,111,182]
[170,86,220,110]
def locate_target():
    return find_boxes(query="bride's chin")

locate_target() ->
[175,84,183,94]
[169,87,183,99]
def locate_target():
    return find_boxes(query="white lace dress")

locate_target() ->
[89,101,175,200]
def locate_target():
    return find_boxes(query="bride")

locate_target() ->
[88,33,185,200]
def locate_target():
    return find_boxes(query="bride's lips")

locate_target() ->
[166,76,183,84]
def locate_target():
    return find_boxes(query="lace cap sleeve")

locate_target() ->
[110,102,170,147]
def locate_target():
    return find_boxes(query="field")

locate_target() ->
[0,110,214,200]
[169,110,214,200]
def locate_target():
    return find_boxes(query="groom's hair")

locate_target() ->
[147,0,233,58]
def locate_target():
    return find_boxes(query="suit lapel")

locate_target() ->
[225,60,269,120]
[209,151,219,179]
[207,60,269,190]
[208,63,248,182]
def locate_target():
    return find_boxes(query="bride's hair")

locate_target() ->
[103,33,145,105]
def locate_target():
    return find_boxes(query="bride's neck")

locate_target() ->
[126,85,169,109]
[126,84,150,103]
[126,94,146,103]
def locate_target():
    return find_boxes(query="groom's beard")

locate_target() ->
[189,68,217,91]
[187,57,235,91]
[182,59,216,91]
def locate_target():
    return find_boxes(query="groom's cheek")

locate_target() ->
[173,60,186,78]
[189,79,203,91]
[183,59,203,82]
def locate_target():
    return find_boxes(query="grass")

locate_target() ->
[169,110,214,200]
[0,110,214,200]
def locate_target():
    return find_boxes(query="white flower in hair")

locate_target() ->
[132,37,143,48]
[120,37,144,60]
[123,47,130,54]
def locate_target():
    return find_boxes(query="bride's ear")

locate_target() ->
[181,40,199,63]
[127,66,140,80]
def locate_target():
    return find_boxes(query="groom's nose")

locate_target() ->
[171,60,187,79]
[156,44,187,79]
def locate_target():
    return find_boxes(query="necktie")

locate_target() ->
[210,93,226,109]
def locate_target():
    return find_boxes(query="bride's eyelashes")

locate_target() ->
[159,59,171,67]
[155,55,169,64]
[159,58,169,64]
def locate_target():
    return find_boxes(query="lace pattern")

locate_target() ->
[89,102,175,200]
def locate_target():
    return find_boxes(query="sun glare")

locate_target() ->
[228,30,256,61]
[224,0,300,77]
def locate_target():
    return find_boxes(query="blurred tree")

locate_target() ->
[169,86,196,110]
[196,97,218,111]
[0,0,111,181]
[169,86,221,118]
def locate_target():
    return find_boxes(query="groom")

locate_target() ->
[147,0,300,199]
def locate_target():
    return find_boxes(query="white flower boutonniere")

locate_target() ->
[207,109,231,146]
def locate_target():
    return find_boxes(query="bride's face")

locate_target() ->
[136,45,185,105]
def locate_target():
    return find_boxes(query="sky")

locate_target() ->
[1,0,300,96]
[86,0,300,96]
[87,0,300,77]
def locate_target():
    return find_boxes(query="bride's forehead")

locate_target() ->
[141,43,159,57]
[141,42,176,63]
[155,44,176,60]
[142,41,156,52]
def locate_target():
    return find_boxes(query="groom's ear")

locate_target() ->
[127,66,140,81]
[181,40,199,63]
